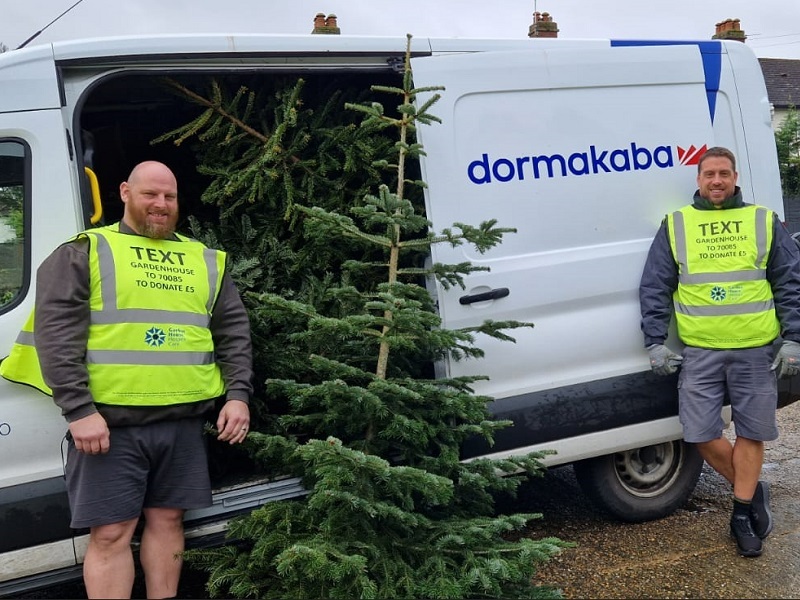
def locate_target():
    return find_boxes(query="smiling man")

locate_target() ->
[1,161,254,598]
[639,146,800,558]
[121,161,180,239]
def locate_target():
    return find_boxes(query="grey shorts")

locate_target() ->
[65,417,212,529]
[677,345,778,443]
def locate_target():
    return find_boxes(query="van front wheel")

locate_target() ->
[573,440,703,522]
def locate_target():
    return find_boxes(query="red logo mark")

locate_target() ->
[677,144,708,166]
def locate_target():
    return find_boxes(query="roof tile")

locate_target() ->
[759,58,800,108]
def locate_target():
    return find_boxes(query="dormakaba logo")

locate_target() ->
[677,144,708,166]
[467,142,707,185]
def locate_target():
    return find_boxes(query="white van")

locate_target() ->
[0,33,796,594]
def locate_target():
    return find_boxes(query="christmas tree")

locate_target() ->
[157,34,569,599]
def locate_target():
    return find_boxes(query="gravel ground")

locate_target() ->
[522,400,800,599]
[19,401,800,599]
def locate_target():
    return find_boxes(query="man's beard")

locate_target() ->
[141,219,176,239]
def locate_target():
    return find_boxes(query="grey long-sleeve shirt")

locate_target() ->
[640,190,800,348]
[34,223,254,426]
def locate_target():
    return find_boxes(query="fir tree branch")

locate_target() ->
[160,78,269,143]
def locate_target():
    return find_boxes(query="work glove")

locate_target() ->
[647,344,683,376]
[771,340,800,379]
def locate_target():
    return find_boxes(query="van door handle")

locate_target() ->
[459,287,510,305]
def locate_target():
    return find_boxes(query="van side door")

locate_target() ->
[411,44,714,406]
[0,45,84,588]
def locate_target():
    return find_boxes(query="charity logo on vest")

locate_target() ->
[707,284,745,304]
[143,325,187,348]
[145,327,166,347]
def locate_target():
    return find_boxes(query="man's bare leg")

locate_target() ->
[140,507,185,599]
[731,436,763,501]
[696,437,735,484]
[695,436,763,498]
[83,518,139,599]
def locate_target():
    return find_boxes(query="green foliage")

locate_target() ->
[0,186,24,305]
[775,106,800,197]
[158,70,411,416]
[0,185,24,239]
[193,437,565,600]
[162,34,568,599]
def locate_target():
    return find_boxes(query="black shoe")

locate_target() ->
[751,480,774,539]
[730,514,763,557]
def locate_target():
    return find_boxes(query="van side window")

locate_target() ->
[0,141,26,309]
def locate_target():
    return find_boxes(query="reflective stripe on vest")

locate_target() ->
[667,205,779,349]
[0,312,52,395]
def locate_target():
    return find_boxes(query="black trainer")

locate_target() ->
[730,514,763,557]
[750,480,774,539]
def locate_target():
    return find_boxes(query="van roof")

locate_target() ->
[3,32,671,64]
[0,34,742,115]
[1,33,741,68]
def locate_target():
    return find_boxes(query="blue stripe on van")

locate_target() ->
[610,40,723,123]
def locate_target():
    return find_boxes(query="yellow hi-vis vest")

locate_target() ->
[0,224,227,405]
[0,310,46,393]
[666,205,780,349]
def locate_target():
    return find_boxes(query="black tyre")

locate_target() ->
[573,440,703,522]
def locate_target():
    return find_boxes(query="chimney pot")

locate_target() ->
[529,10,559,38]
[311,12,341,34]
[712,17,746,43]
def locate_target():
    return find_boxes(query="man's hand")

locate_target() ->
[771,340,800,379]
[68,412,110,454]
[216,399,250,444]
[647,344,683,376]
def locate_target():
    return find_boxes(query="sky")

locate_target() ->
[1,0,800,60]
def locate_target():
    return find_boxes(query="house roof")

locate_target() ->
[759,58,800,109]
